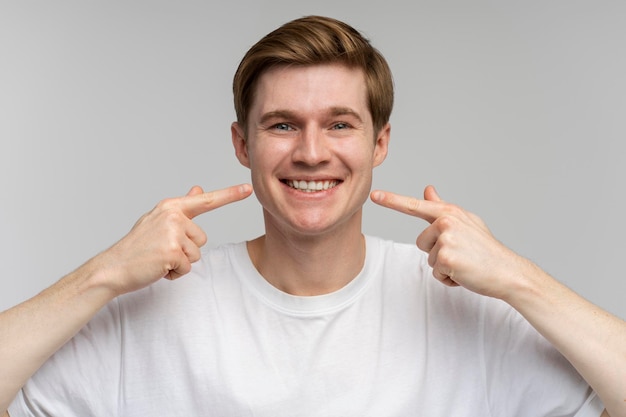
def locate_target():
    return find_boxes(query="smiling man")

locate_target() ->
[231,63,389,295]
[1,15,624,417]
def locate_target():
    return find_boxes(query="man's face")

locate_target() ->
[232,63,389,237]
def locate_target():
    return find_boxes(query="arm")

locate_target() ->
[371,186,625,417]
[0,184,252,413]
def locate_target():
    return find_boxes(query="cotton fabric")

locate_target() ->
[10,236,604,416]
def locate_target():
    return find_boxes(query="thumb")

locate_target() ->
[186,185,205,197]
[424,185,442,202]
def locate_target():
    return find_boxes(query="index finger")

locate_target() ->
[182,183,253,219]
[370,190,444,224]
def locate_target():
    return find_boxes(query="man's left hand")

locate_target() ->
[371,185,525,300]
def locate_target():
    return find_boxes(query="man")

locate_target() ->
[1,15,624,416]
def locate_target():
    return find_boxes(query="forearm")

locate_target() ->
[0,186,246,414]
[0,256,117,412]
[504,259,626,417]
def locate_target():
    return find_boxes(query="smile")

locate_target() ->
[284,179,340,193]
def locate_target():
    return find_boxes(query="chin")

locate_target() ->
[285,212,362,238]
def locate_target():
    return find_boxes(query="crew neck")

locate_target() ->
[230,235,380,317]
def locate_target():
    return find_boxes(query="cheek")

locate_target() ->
[248,139,292,165]
[351,151,378,189]
[246,145,283,189]
[343,146,377,172]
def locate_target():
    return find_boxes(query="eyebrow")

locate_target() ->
[329,106,364,123]
[258,110,297,126]
[258,107,364,126]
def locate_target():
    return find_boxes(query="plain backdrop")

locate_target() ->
[1,1,624,318]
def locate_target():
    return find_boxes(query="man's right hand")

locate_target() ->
[97,184,253,296]
[0,183,252,414]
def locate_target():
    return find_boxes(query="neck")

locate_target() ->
[247,215,366,296]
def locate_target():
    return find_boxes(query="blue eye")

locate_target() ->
[332,122,350,130]
[274,123,292,131]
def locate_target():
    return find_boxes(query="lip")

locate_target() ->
[280,176,341,182]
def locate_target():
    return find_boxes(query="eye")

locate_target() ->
[332,122,351,130]
[273,123,293,131]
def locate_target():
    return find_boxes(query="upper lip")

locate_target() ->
[280,175,342,182]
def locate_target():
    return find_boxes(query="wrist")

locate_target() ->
[74,252,126,302]
[499,255,567,321]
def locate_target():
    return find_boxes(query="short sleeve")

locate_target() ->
[479,297,605,417]
[8,299,123,417]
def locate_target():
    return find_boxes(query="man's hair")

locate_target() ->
[233,15,394,135]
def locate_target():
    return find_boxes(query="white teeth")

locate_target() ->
[287,180,339,192]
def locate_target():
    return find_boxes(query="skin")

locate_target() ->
[0,184,253,413]
[231,64,389,295]
[370,186,621,417]
[1,62,622,416]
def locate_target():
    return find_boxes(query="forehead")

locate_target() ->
[250,64,370,121]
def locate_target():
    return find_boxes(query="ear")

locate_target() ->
[373,122,390,167]
[231,122,250,168]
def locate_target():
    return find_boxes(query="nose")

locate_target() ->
[291,128,332,166]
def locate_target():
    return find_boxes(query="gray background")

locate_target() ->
[1,1,624,318]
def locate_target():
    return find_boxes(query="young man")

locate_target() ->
[1,15,624,417]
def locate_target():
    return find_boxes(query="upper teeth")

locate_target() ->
[287,180,339,192]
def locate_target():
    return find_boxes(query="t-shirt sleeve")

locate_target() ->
[479,297,605,417]
[8,299,123,417]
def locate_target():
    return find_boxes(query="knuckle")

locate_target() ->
[427,253,436,268]
[160,208,187,228]
[157,197,178,210]
[448,203,464,215]
[436,215,457,230]
[197,232,208,247]
[437,230,456,247]
[438,203,464,221]
[200,191,217,207]
[415,236,426,252]
[178,260,192,276]
[405,197,421,213]
[436,248,455,269]
[188,251,201,263]
[164,208,182,222]
[163,240,183,258]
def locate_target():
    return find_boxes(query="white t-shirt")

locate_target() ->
[10,236,604,416]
